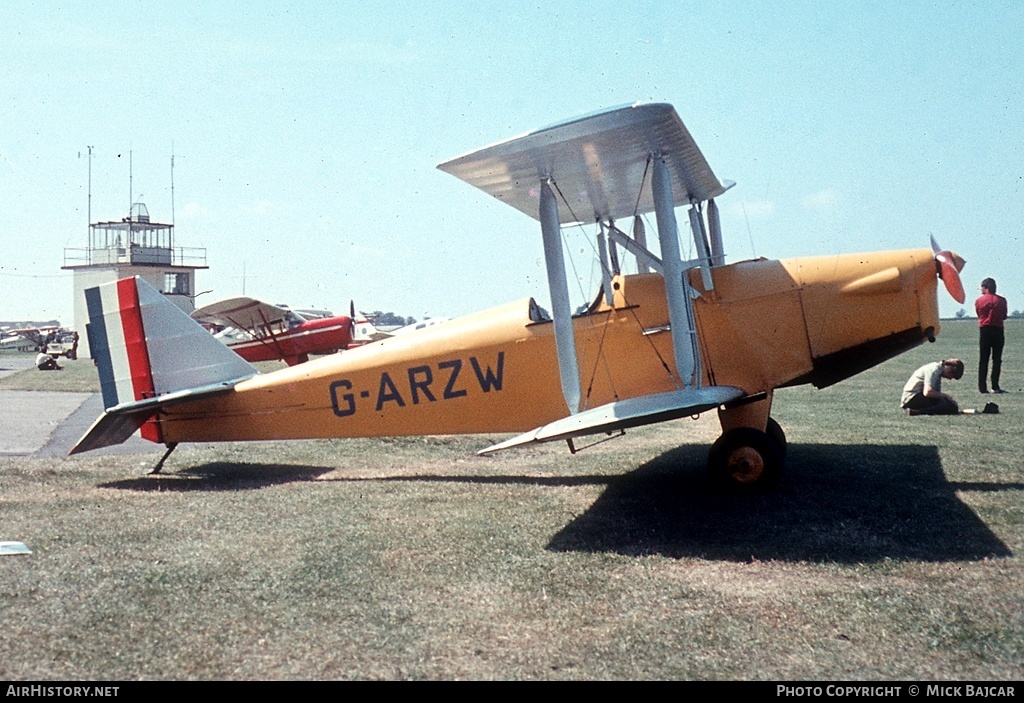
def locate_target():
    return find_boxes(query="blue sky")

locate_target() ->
[2,1,1021,325]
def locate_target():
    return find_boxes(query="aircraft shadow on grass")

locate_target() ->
[546,443,1015,563]
[99,462,334,492]
[95,443,1015,563]
[315,441,1015,563]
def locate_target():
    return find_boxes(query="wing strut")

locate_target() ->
[606,220,621,274]
[595,223,615,306]
[540,179,581,414]
[633,216,651,273]
[651,154,698,388]
[607,221,662,274]
[687,205,715,292]
[708,199,725,266]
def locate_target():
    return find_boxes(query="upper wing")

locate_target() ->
[437,103,733,225]
[191,297,296,330]
[2,327,46,344]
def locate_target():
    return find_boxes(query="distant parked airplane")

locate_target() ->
[191,297,364,366]
[1,325,78,358]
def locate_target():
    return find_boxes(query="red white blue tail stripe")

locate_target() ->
[85,278,156,412]
[80,276,257,449]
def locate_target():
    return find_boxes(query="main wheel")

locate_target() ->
[708,427,783,493]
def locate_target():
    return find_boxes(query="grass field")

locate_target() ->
[0,353,103,393]
[0,320,1021,680]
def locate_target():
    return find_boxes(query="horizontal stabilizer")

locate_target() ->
[70,409,146,455]
[69,381,240,455]
[438,103,733,225]
[479,386,745,455]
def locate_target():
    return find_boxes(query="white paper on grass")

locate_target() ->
[0,541,31,555]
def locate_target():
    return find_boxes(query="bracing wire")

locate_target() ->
[554,171,683,398]
[632,156,651,219]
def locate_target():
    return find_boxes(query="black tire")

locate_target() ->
[765,417,787,457]
[708,427,783,493]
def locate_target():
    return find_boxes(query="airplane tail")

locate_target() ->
[72,277,257,454]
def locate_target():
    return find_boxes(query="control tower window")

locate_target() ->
[163,273,191,296]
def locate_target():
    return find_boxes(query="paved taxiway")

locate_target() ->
[0,357,158,458]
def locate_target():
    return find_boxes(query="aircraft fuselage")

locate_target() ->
[155,248,939,444]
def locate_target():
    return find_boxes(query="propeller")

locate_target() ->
[930,235,967,304]
[349,300,357,338]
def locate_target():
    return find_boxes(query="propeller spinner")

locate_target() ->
[930,235,967,304]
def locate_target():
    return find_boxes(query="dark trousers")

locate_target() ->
[979,326,1005,392]
[903,393,959,415]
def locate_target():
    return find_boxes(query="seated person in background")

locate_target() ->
[35,351,61,371]
[901,358,963,415]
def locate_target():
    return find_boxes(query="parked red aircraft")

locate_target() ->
[191,297,355,366]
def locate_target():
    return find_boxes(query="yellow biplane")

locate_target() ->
[72,104,966,490]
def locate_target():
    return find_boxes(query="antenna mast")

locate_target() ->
[170,144,175,248]
[83,146,94,236]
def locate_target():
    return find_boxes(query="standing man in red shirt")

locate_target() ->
[975,277,1008,394]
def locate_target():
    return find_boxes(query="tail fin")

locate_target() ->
[72,277,256,454]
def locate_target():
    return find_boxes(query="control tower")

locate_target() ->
[63,202,207,357]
